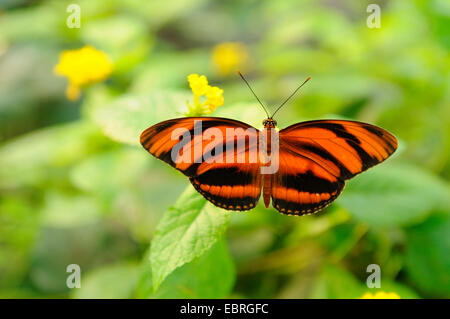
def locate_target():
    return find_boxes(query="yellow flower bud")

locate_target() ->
[205,86,224,110]
[187,74,209,96]
[186,74,224,116]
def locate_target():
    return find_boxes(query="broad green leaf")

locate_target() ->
[73,262,140,299]
[0,121,105,188]
[40,192,102,228]
[337,163,450,227]
[0,3,61,41]
[69,147,185,241]
[80,15,149,56]
[318,223,369,262]
[0,289,40,299]
[213,102,264,129]
[0,197,38,289]
[150,185,230,291]
[80,14,153,74]
[136,239,235,298]
[309,263,366,299]
[91,91,190,145]
[70,147,150,194]
[310,263,418,299]
[30,225,138,294]
[130,50,210,92]
[405,214,450,296]
[124,0,210,29]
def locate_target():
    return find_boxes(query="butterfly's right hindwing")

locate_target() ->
[190,165,261,211]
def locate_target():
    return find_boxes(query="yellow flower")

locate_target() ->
[212,42,248,76]
[54,45,113,101]
[360,292,401,299]
[186,74,224,116]
[187,74,209,96]
[205,86,224,112]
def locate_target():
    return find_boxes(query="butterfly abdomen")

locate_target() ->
[263,174,272,208]
[262,123,275,208]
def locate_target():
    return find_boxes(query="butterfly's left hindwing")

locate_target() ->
[140,117,262,211]
[190,164,261,211]
[271,145,345,215]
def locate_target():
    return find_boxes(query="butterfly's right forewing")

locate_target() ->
[140,117,262,211]
[270,119,397,215]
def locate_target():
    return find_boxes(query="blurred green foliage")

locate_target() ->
[0,0,449,299]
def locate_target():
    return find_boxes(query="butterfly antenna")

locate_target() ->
[271,76,311,118]
[238,71,270,118]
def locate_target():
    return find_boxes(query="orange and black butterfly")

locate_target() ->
[140,74,397,216]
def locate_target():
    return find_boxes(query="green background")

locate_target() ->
[0,0,449,298]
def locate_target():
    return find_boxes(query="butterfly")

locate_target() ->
[140,74,397,216]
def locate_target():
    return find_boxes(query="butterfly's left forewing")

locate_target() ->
[272,119,397,215]
[140,117,262,211]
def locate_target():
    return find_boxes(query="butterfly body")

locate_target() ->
[141,116,397,215]
[261,118,276,208]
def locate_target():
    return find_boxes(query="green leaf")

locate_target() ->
[130,51,210,92]
[127,0,210,29]
[80,15,150,58]
[73,262,140,299]
[70,147,150,194]
[309,263,366,299]
[40,192,102,228]
[91,91,190,146]
[149,185,230,291]
[80,14,153,75]
[0,197,38,289]
[69,147,186,241]
[136,239,235,298]
[29,225,138,294]
[310,263,419,299]
[405,214,450,296]
[0,121,105,188]
[337,163,450,227]
[0,3,61,41]
[213,102,264,129]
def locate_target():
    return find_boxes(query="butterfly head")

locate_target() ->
[263,118,277,128]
